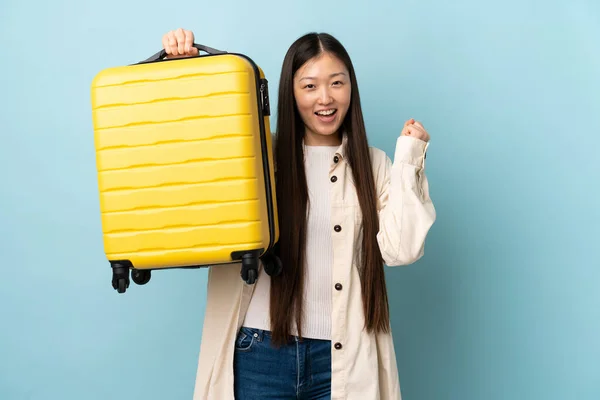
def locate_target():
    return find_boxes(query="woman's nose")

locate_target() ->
[318,87,333,105]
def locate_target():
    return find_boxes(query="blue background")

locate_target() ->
[1,0,599,399]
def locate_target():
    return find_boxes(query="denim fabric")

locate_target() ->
[233,326,332,399]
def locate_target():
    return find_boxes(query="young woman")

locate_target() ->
[161,28,436,400]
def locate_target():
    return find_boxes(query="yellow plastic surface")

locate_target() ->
[91,54,278,269]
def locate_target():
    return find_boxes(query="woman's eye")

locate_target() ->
[305,84,315,89]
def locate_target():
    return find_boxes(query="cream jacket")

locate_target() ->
[192,134,436,399]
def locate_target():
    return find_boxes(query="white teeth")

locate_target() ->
[316,109,336,116]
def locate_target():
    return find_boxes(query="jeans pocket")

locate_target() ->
[235,328,256,352]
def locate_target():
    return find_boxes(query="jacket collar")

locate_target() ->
[336,132,348,160]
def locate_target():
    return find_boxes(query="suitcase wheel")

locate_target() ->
[246,269,257,285]
[111,262,130,294]
[131,269,151,286]
[240,253,259,285]
[261,253,283,278]
[117,279,127,293]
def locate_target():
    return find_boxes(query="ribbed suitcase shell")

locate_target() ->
[91,53,278,272]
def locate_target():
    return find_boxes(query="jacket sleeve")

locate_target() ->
[376,135,436,266]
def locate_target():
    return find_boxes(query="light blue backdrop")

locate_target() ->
[1,0,598,399]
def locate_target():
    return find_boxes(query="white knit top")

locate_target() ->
[242,144,339,340]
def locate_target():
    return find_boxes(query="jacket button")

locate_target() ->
[334,225,342,232]
[333,156,339,163]
[334,342,343,350]
[330,176,337,183]
[335,283,342,291]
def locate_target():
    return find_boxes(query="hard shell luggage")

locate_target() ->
[90,43,281,294]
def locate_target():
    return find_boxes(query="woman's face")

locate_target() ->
[293,52,351,146]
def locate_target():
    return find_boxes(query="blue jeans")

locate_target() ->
[233,326,332,399]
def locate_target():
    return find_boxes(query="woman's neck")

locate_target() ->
[303,129,342,146]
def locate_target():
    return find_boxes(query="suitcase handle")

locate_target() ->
[140,43,227,63]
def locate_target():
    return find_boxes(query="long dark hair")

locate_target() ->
[270,32,390,346]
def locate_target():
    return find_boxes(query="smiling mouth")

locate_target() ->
[315,109,337,116]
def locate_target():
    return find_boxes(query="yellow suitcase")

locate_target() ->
[91,43,281,293]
